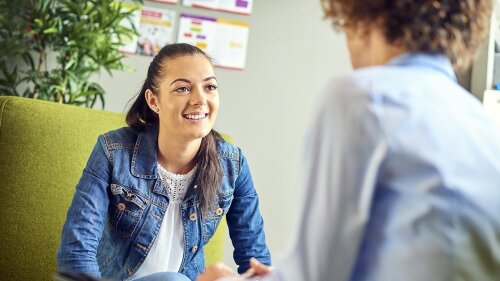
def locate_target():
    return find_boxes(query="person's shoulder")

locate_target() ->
[101,126,138,149]
[320,73,374,108]
[216,137,241,162]
[328,65,395,92]
[322,64,416,106]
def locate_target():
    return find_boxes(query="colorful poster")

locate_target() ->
[137,7,176,56]
[118,3,142,54]
[183,0,252,15]
[177,14,249,70]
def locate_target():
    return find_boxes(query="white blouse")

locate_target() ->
[131,164,197,280]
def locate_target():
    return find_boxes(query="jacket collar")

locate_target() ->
[130,125,201,203]
[131,125,159,179]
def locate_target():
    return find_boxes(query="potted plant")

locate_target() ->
[0,0,141,108]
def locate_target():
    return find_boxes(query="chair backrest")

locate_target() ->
[0,96,225,280]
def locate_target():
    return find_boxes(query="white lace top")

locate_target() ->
[130,164,197,280]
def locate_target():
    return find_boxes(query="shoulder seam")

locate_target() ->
[103,129,136,150]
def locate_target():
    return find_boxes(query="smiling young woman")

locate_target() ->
[57,43,271,281]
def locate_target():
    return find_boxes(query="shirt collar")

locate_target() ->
[386,52,457,82]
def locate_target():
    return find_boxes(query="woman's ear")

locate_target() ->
[145,89,160,112]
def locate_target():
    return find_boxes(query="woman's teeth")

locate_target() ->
[184,113,207,120]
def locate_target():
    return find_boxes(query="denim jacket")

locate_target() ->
[57,126,271,281]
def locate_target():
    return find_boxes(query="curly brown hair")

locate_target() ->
[321,0,493,69]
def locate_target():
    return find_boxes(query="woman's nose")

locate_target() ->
[190,87,207,106]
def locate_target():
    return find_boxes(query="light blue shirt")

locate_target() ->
[226,53,500,281]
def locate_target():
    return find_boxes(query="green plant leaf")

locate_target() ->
[43,27,58,34]
[34,18,43,28]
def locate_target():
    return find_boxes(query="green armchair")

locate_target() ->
[0,96,225,280]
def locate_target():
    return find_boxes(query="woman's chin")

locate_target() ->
[187,129,212,140]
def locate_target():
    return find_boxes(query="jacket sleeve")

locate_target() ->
[57,136,112,277]
[225,150,272,274]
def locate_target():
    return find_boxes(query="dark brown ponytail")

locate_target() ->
[195,130,224,215]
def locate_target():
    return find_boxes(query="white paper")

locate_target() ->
[137,7,176,56]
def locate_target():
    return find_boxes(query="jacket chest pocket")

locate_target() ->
[202,193,233,243]
[108,184,149,237]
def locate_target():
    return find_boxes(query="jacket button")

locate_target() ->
[191,245,198,252]
[118,203,126,211]
[189,213,197,221]
[216,207,223,216]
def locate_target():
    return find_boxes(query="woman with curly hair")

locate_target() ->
[199,0,500,280]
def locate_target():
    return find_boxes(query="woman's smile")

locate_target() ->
[183,112,209,122]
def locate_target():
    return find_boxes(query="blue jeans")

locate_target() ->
[133,272,190,281]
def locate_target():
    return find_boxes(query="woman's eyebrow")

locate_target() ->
[170,78,191,86]
[170,76,216,86]
[203,76,217,82]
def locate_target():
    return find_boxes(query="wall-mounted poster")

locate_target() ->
[182,0,252,15]
[177,14,249,70]
[118,3,142,54]
[137,7,176,56]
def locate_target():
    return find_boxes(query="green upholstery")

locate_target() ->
[0,96,225,280]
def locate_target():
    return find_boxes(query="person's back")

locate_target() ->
[197,1,500,280]
[344,53,500,280]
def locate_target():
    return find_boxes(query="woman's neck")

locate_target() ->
[157,131,201,175]
[346,24,407,69]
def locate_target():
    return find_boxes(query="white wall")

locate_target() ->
[94,0,351,268]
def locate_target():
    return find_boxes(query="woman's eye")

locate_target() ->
[175,86,190,93]
[206,85,218,91]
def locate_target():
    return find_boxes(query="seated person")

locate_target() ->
[199,0,500,280]
[57,43,271,281]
